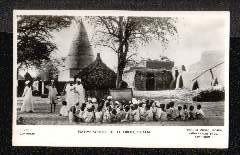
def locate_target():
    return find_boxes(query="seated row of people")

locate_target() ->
[59,96,205,123]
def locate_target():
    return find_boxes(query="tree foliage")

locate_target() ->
[17,15,73,67]
[88,16,178,88]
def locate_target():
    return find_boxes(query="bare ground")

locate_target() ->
[16,89,224,126]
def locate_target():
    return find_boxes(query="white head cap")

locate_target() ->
[107,96,112,100]
[92,98,97,103]
[86,104,92,109]
[25,80,30,85]
[132,98,138,105]
[155,101,161,107]
[76,78,81,82]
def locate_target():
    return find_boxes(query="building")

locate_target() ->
[58,21,94,81]
[123,56,174,90]
[75,53,116,99]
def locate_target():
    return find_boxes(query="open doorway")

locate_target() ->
[146,72,155,90]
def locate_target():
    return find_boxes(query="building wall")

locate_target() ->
[130,70,173,90]
[146,60,174,70]
[134,70,147,90]
[154,70,173,90]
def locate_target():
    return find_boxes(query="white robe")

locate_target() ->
[21,86,34,112]
[65,84,78,110]
[75,84,85,104]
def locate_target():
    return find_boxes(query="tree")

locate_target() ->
[38,57,65,80]
[88,16,178,88]
[17,15,73,68]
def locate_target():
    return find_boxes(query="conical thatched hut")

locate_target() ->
[75,53,116,99]
[58,21,94,81]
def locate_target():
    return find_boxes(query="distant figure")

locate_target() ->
[170,69,179,89]
[75,78,85,106]
[119,80,128,89]
[192,80,199,90]
[47,82,58,113]
[175,74,184,89]
[211,77,219,86]
[21,81,34,113]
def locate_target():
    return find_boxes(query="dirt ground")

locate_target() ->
[16,92,224,126]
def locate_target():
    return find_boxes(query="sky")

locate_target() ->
[19,13,228,76]
[51,15,227,72]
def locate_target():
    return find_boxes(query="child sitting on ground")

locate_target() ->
[83,104,94,123]
[78,103,86,122]
[188,105,196,120]
[121,105,131,122]
[69,105,77,123]
[95,105,103,123]
[166,103,172,120]
[59,101,68,117]
[177,105,184,120]
[182,104,189,120]
[139,101,146,121]
[196,104,205,119]
[155,101,162,121]
[160,104,167,121]
[102,103,111,123]
[131,104,140,122]
[110,108,118,123]
[170,101,178,120]
[144,103,153,121]
[116,104,124,121]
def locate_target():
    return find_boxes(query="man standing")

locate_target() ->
[75,78,85,106]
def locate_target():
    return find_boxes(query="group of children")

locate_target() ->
[59,96,205,123]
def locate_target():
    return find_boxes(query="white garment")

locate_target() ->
[32,81,39,91]
[75,84,85,104]
[60,105,68,116]
[65,84,78,110]
[175,74,183,89]
[21,86,34,112]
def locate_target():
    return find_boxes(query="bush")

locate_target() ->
[192,89,225,102]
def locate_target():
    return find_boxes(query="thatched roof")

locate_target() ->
[66,21,94,70]
[24,72,32,81]
[17,74,24,80]
[75,53,116,90]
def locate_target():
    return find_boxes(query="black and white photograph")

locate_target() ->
[13,10,229,148]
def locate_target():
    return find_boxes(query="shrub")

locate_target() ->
[192,89,224,102]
